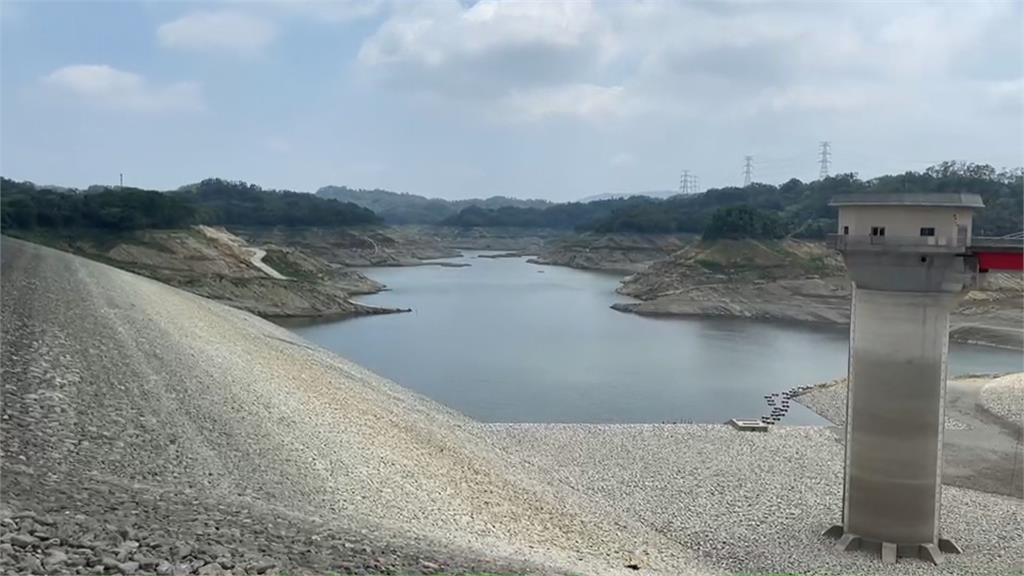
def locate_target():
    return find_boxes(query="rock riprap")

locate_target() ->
[979,373,1024,425]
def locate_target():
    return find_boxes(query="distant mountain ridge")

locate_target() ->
[316,185,550,224]
[579,190,678,203]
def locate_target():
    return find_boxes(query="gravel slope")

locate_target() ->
[484,424,1024,576]
[0,237,709,576]
[980,373,1024,425]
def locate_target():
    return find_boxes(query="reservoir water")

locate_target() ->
[287,252,1022,425]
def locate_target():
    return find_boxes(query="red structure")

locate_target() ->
[975,252,1024,272]
[970,238,1024,272]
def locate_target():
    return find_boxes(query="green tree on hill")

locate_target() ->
[702,205,785,240]
[0,177,381,232]
[437,163,1022,238]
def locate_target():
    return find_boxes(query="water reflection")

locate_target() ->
[286,252,1021,425]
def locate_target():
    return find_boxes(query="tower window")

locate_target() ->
[920,227,935,237]
[870,226,886,237]
[842,226,849,235]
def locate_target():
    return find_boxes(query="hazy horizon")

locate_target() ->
[2,1,1021,201]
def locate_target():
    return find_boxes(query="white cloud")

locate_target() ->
[272,0,386,23]
[44,65,203,112]
[357,0,618,105]
[758,83,885,113]
[359,0,615,67]
[982,78,1024,115]
[265,137,292,153]
[498,84,629,123]
[357,0,1019,124]
[158,11,276,56]
[610,152,634,167]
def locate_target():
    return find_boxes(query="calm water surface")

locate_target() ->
[288,252,1022,425]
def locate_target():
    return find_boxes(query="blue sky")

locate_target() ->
[2,1,1021,201]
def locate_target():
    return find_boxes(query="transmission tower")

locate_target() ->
[679,169,699,194]
[743,156,753,187]
[819,141,831,179]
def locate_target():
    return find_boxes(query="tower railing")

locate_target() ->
[827,233,967,252]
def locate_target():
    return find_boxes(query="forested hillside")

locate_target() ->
[1,178,380,231]
[1,179,197,230]
[440,197,654,229]
[172,179,379,227]
[317,185,550,224]
[444,162,1023,238]
[4,163,1019,237]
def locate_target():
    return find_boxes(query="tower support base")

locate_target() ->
[823,525,961,565]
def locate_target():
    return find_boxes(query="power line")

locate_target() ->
[743,155,753,187]
[819,141,831,179]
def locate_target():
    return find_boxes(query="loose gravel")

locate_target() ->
[980,373,1024,426]
[484,423,1024,576]
[792,379,848,427]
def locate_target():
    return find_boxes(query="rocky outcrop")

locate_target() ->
[613,239,849,321]
[237,225,562,266]
[612,277,851,323]
[613,239,1023,349]
[530,233,691,273]
[234,226,462,267]
[25,227,399,319]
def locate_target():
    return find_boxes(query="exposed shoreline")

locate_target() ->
[19,225,1020,349]
[529,237,1022,351]
[607,300,1023,350]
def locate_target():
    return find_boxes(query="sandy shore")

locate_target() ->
[3,237,1021,576]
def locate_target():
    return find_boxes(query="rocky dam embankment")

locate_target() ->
[0,237,707,576]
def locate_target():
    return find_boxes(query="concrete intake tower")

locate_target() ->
[824,192,986,565]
